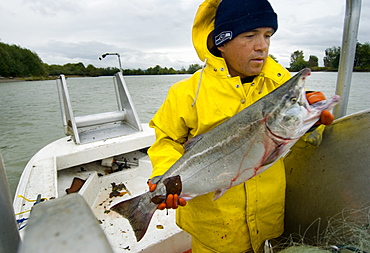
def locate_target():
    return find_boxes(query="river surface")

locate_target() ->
[1,72,369,197]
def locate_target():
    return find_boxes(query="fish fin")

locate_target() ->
[213,188,228,201]
[261,144,285,166]
[110,192,157,241]
[184,134,204,152]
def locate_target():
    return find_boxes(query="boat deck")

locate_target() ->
[74,154,191,252]
[13,125,191,252]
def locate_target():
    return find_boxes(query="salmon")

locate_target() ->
[111,68,341,241]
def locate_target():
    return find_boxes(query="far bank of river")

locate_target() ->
[0,76,58,83]
[2,69,369,84]
[0,78,25,83]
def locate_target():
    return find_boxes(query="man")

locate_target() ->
[147,0,333,252]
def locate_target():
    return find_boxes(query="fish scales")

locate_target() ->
[111,68,341,241]
[171,119,268,198]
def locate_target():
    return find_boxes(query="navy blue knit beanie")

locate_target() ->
[214,0,278,47]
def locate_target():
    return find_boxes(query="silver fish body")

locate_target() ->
[111,68,341,241]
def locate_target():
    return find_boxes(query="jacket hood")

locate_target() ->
[192,0,221,63]
[192,0,276,78]
[191,0,290,100]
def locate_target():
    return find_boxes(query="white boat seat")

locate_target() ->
[74,111,126,128]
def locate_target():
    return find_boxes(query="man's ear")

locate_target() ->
[217,45,225,53]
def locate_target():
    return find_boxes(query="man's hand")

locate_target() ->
[147,179,187,210]
[306,91,335,125]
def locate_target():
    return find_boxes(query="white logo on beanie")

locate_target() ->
[215,31,232,46]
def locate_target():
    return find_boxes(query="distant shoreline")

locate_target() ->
[0,76,56,83]
[1,69,369,84]
[0,78,25,83]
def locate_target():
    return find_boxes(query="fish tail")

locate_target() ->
[110,192,157,241]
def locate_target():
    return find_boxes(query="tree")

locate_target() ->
[0,43,14,76]
[4,42,257,77]
[21,49,46,76]
[306,55,319,68]
[0,42,46,77]
[187,64,202,74]
[86,64,99,76]
[269,54,278,63]
[354,42,370,69]
[63,62,86,75]
[323,46,341,68]
[290,50,306,71]
[46,64,64,75]
[168,67,178,74]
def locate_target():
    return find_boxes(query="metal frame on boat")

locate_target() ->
[57,72,143,144]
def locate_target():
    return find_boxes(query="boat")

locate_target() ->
[10,72,191,252]
[282,109,370,246]
[1,0,367,252]
[282,0,370,250]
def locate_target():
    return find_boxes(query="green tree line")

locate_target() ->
[0,42,46,77]
[46,63,203,77]
[289,41,370,72]
[0,42,202,78]
[2,41,370,78]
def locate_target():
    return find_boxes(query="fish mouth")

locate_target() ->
[303,95,342,124]
[265,124,296,142]
[265,95,340,142]
[311,95,341,110]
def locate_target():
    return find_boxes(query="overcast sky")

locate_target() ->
[1,0,369,70]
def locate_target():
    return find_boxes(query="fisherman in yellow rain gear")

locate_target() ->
[147,0,334,252]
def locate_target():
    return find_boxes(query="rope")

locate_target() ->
[14,209,31,216]
[17,194,37,202]
[14,194,47,219]
[192,58,208,107]
[17,194,47,203]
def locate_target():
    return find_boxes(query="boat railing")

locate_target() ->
[56,72,143,144]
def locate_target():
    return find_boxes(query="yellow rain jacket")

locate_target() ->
[148,0,291,252]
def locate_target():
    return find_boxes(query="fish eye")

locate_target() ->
[290,97,297,103]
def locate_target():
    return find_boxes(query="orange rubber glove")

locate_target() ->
[147,179,187,210]
[306,91,335,125]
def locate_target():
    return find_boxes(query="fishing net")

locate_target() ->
[279,245,328,253]
[274,204,370,252]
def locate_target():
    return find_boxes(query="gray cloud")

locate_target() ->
[21,0,86,16]
[1,0,368,69]
[35,40,198,70]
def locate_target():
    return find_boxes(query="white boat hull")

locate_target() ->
[13,124,191,252]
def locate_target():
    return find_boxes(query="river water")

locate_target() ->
[1,72,369,197]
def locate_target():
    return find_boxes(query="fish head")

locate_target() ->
[265,68,341,140]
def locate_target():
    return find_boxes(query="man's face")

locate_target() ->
[217,27,273,78]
